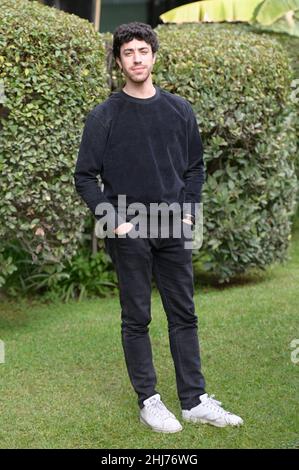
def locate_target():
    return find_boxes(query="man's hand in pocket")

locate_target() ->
[113,222,134,235]
[182,218,193,225]
[182,214,194,225]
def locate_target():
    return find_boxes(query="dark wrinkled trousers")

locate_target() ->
[104,213,206,410]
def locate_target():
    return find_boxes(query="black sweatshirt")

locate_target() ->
[74,85,205,229]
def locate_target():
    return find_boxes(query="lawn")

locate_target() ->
[0,212,298,449]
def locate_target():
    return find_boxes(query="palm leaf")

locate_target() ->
[160,0,263,24]
[255,0,299,25]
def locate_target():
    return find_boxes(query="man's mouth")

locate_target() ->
[132,67,145,71]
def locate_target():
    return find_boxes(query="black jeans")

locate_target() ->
[104,213,206,410]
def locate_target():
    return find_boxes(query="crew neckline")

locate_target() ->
[119,85,160,104]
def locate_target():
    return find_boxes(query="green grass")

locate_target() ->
[0,213,299,449]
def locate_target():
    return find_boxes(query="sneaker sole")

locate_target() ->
[182,416,243,427]
[140,416,183,433]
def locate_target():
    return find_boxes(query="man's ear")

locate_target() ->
[152,52,156,64]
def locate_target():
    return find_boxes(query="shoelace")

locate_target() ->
[146,399,173,419]
[208,394,222,406]
[203,395,232,416]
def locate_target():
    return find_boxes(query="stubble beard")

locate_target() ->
[123,66,152,84]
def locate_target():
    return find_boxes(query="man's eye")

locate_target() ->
[124,50,148,56]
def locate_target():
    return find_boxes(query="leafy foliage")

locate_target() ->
[0,0,110,286]
[2,237,118,301]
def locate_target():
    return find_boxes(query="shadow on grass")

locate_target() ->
[193,265,276,291]
[0,299,30,329]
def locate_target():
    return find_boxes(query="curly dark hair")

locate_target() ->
[112,22,159,59]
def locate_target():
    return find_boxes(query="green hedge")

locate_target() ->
[153,23,297,282]
[273,32,299,183]
[0,0,110,287]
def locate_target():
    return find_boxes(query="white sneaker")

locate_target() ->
[182,393,244,428]
[140,394,183,433]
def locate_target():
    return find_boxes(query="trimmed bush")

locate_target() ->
[0,0,110,287]
[151,23,298,282]
[273,33,299,182]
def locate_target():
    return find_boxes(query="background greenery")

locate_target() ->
[0,0,110,290]
[0,0,298,298]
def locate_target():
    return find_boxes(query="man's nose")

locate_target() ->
[133,53,142,63]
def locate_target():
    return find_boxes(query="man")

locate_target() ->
[74,22,243,433]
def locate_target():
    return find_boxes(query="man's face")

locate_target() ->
[116,38,156,84]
